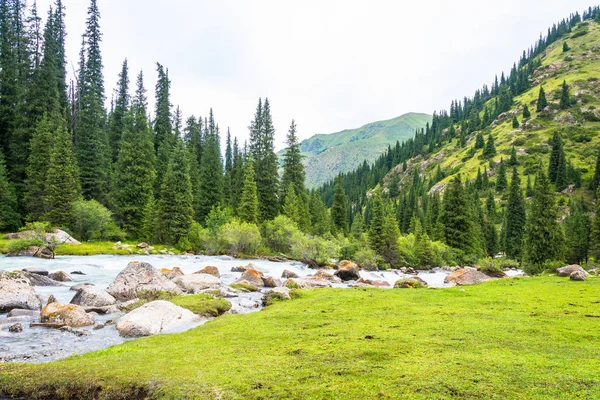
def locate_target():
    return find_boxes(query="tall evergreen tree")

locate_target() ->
[548,132,563,183]
[559,80,570,110]
[504,167,526,260]
[536,85,547,112]
[496,159,508,193]
[230,137,244,212]
[368,190,402,268]
[197,109,223,223]
[223,128,233,207]
[75,0,110,204]
[524,169,565,271]
[0,151,20,231]
[474,132,485,149]
[238,159,258,224]
[155,139,194,245]
[309,190,330,236]
[153,63,173,193]
[331,175,347,234]
[108,59,129,162]
[523,104,531,119]
[483,134,496,158]
[113,71,156,238]
[564,197,590,264]
[591,148,600,192]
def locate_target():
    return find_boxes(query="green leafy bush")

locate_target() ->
[217,219,261,255]
[71,200,125,242]
[5,239,44,253]
[263,215,301,254]
[353,249,379,271]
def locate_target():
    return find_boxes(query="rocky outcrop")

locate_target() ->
[234,268,264,287]
[3,228,80,245]
[40,303,95,327]
[290,277,332,289]
[107,261,183,301]
[334,260,360,281]
[0,271,42,312]
[262,276,282,288]
[557,265,588,277]
[70,286,116,307]
[444,268,491,286]
[281,269,299,279]
[195,266,220,277]
[356,278,391,288]
[394,277,428,288]
[115,300,197,338]
[173,273,220,293]
[262,287,292,306]
[570,270,588,281]
[49,270,72,282]
[313,270,342,283]
[7,246,54,259]
[160,267,184,280]
[19,271,64,287]
[22,267,49,276]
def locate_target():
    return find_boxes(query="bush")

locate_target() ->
[186,222,217,255]
[5,238,44,253]
[497,258,520,270]
[289,235,339,267]
[394,278,426,289]
[70,200,125,242]
[263,215,302,254]
[217,219,261,255]
[478,258,503,276]
[353,249,379,271]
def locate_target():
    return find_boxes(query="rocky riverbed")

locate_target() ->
[0,254,523,363]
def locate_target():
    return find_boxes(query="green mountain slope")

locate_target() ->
[289,112,431,188]
[386,21,600,197]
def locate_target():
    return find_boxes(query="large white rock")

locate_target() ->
[0,271,42,312]
[40,302,95,327]
[172,273,221,293]
[116,300,198,337]
[106,261,183,301]
[70,286,116,307]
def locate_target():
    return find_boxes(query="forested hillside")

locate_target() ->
[280,112,431,188]
[319,8,600,272]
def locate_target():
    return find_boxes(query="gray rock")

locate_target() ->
[7,309,39,318]
[70,283,95,291]
[334,260,360,281]
[161,266,185,280]
[70,286,116,307]
[20,271,64,287]
[40,302,95,327]
[281,269,299,279]
[444,268,492,286]
[234,268,264,287]
[570,270,588,281]
[8,246,54,259]
[116,300,198,338]
[8,323,23,333]
[49,270,73,282]
[106,261,183,301]
[173,273,220,293]
[22,267,49,276]
[262,276,282,288]
[558,265,588,277]
[0,271,42,312]
[71,271,86,275]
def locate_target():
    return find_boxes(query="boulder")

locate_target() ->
[281,269,299,279]
[8,323,23,333]
[356,278,391,288]
[45,229,80,245]
[115,300,197,338]
[137,242,149,248]
[444,268,491,286]
[173,273,221,293]
[160,266,184,280]
[22,267,49,276]
[195,266,220,277]
[0,271,42,312]
[71,271,86,275]
[570,270,588,281]
[313,270,342,283]
[394,277,428,288]
[234,268,264,287]
[40,302,94,327]
[557,265,587,277]
[49,270,72,282]
[7,309,39,318]
[231,263,255,273]
[107,261,183,301]
[70,286,116,308]
[7,246,54,259]
[19,271,64,287]
[297,277,332,289]
[70,283,94,291]
[334,260,360,281]
[262,276,282,288]
[262,287,292,305]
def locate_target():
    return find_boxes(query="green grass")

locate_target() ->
[0,239,180,256]
[1,276,599,399]
[170,293,232,317]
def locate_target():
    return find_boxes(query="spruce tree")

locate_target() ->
[282,182,300,225]
[536,86,547,112]
[113,71,156,238]
[223,129,233,207]
[483,134,496,158]
[512,115,519,129]
[153,63,173,193]
[0,151,20,231]
[563,41,569,52]
[197,109,224,223]
[548,132,563,183]
[413,218,434,267]
[108,59,129,162]
[509,146,518,166]
[504,168,526,260]
[559,80,570,110]
[368,190,402,268]
[44,123,80,227]
[496,159,508,193]
[238,160,258,224]
[555,150,568,192]
[155,139,194,245]
[523,104,531,119]
[281,120,306,201]
[524,169,565,271]
[564,197,590,264]
[485,190,497,223]
[230,137,244,212]
[475,132,485,149]
[309,190,330,236]
[24,113,55,220]
[75,0,110,205]
[331,175,348,235]
[591,148,600,192]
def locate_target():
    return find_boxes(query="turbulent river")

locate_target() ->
[0,254,480,363]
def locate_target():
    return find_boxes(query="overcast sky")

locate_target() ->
[36,0,595,149]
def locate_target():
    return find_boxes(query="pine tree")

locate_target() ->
[309,190,330,236]
[197,109,224,223]
[509,146,518,166]
[155,139,194,245]
[523,104,531,119]
[413,218,434,267]
[536,86,547,112]
[483,215,498,258]
[44,122,80,227]
[223,129,233,207]
[559,80,570,110]
[108,59,129,162]
[555,150,568,192]
[0,151,20,231]
[548,132,563,183]
[331,175,347,235]
[512,115,519,129]
[563,41,569,52]
[524,169,565,271]
[368,190,402,268]
[564,197,590,264]
[280,120,306,201]
[238,160,258,224]
[496,159,508,193]
[475,132,485,149]
[526,174,534,197]
[591,148,600,192]
[75,0,110,204]
[282,182,300,226]
[113,71,156,238]
[230,137,244,212]
[504,168,526,260]
[24,113,55,220]
[153,63,173,193]
[483,134,496,158]
[485,190,497,223]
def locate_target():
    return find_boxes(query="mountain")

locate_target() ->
[283,112,431,188]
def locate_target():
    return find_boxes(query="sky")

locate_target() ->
[35,0,596,150]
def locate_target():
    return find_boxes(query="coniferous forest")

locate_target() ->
[2,1,600,275]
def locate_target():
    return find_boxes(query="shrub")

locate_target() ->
[186,222,217,255]
[289,235,339,267]
[394,278,426,289]
[70,200,125,242]
[217,219,261,255]
[263,215,301,254]
[353,249,379,271]
[478,258,503,276]
[497,258,520,270]
[5,238,44,253]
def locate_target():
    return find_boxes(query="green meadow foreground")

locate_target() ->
[1,276,599,400]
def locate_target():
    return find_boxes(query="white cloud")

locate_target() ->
[36,0,594,150]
